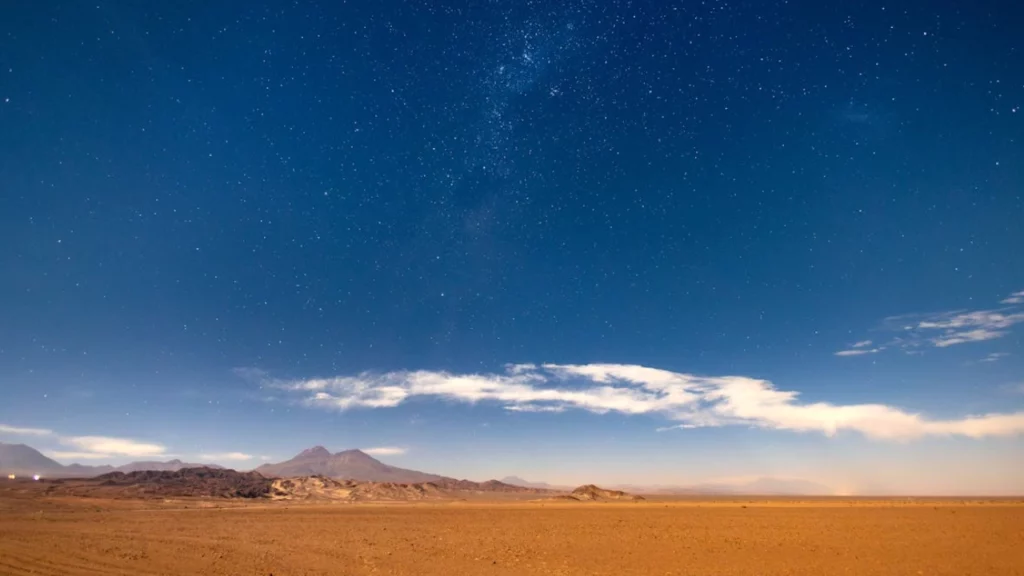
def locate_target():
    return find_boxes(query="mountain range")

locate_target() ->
[502,476,833,496]
[499,476,572,491]
[0,442,220,478]
[605,478,834,496]
[1,442,833,495]
[253,447,542,492]
[254,446,444,483]
[0,443,530,492]
[682,477,834,496]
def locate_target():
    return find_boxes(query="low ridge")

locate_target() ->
[35,468,544,502]
[46,467,273,498]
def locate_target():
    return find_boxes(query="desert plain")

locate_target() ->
[1,484,1022,576]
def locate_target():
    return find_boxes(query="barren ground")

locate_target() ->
[1,489,1021,575]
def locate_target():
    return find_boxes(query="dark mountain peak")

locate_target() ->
[256,447,439,483]
[297,446,331,459]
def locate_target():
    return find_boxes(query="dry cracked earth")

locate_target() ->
[1,488,1022,575]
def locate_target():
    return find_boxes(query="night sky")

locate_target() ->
[2,0,1022,494]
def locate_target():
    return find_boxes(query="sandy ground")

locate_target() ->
[0,493,1022,575]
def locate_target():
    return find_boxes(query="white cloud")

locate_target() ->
[0,424,54,436]
[45,451,113,460]
[198,452,253,461]
[259,455,273,461]
[1000,290,1024,305]
[932,328,1007,347]
[834,348,881,357]
[60,436,166,457]
[979,352,1010,363]
[1,426,173,460]
[505,404,567,413]
[266,363,1024,441]
[851,340,873,348]
[916,310,1024,330]
[361,447,407,456]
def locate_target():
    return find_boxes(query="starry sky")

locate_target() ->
[1,0,1022,495]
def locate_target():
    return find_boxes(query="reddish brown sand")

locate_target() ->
[1,492,1022,575]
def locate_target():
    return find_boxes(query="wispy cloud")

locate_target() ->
[834,348,881,357]
[259,455,274,461]
[915,310,1024,330]
[45,451,113,460]
[932,328,1008,347]
[60,436,166,457]
[1000,290,1024,305]
[361,447,407,456]
[263,363,1024,441]
[840,291,1024,355]
[198,452,253,461]
[0,424,54,436]
[1,424,170,459]
[505,404,567,412]
[656,423,700,431]
[891,309,1024,349]
[979,352,1010,363]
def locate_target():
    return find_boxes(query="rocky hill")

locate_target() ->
[270,476,452,502]
[568,484,645,501]
[433,478,544,493]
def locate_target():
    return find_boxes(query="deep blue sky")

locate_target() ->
[1,0,1022,494]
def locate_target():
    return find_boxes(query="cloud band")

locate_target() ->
[264,363,1024,441]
